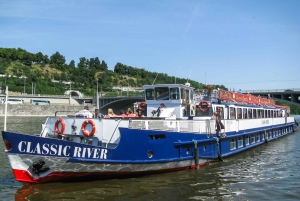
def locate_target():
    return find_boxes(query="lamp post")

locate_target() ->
[96,77,102,109]
[24,77,26,94]
[202,72,206,86]
[175,67,180,84]
[69,82,72,97]
[96,79,99,109]
[21,70,26,94]
[127,75,129,97]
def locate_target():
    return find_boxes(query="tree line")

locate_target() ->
[0,47,227,96]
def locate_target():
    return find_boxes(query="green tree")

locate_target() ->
[50,51,66,70]
[21,52,32,66]
[34,52,44,64]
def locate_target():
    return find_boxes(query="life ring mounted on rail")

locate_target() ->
[55,118,66,134]
[81,119,96,137]
[138,101,146,109]
[199,100,210,112]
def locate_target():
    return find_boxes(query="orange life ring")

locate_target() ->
[199,100,210,112]
[138,101,146,109]
[81,119,96,137]
[55,118,65,134]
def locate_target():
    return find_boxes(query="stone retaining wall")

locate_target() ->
[0,105,95,116]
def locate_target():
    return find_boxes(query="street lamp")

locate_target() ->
[24,77,26,94]
[96,77,101,109]
[21,70,26,94]
[202,72,206,86]
[175,67,180,84]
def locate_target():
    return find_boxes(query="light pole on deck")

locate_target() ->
[96,77,101,109]
[96,80,99,109]
[175,67,180,84]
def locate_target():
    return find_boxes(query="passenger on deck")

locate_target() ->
[93,108,103,118]
[183,105,187,117]
[104,108,118,118]
[156,103,166,117]
[120,109,128,118]
[151,110,157,118]
[136,109,145,118]
[214,108,222,138]
[127,109,136,118]
[75,106,93,118]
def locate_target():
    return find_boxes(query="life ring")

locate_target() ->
[138,101,146,109]
[55,118,65,134]
[199,100,210,112]
[81,119,96,137]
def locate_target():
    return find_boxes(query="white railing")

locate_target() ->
[129,119,216,134]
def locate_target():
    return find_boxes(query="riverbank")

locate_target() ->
[0,105,95,116]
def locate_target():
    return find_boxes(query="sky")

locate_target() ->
[0,0,299,91]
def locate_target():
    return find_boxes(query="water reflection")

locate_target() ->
[0,116,45,134]
[1,116,300,200]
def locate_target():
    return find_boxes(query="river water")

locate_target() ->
[0,116,300,201]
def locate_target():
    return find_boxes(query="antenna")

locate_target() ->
[186,70,192,83]
[152,73,158,85]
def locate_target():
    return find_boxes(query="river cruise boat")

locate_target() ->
[1,83,298,183]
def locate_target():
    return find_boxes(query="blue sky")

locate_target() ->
[1,0,299,91]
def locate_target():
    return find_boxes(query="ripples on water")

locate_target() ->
[0,116,300,201]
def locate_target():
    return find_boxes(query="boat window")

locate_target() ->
[230,108,236,119]
[198,107,213,116]
[245,135,249,145]
[237,108,242,119]
[170,87,180,100]
[248,109,252,119]
[243,108,248,119]
[155,87,169,100]
[145,89,155,100]
[190,90,194,102]
[251,134,255,144]
[149,134,166,140]
[270,110,273,118]
[268,110,271,118]
[238,137,243,148]
[217,107,224,120]
[181,88,190,104]
[258,109,263,118]
[253,109,257,118]
[265,110,268,118]
[230,138,236,150]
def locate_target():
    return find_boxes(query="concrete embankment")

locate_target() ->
[0,105,95,116]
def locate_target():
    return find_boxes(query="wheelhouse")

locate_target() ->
[143,84,195,118]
